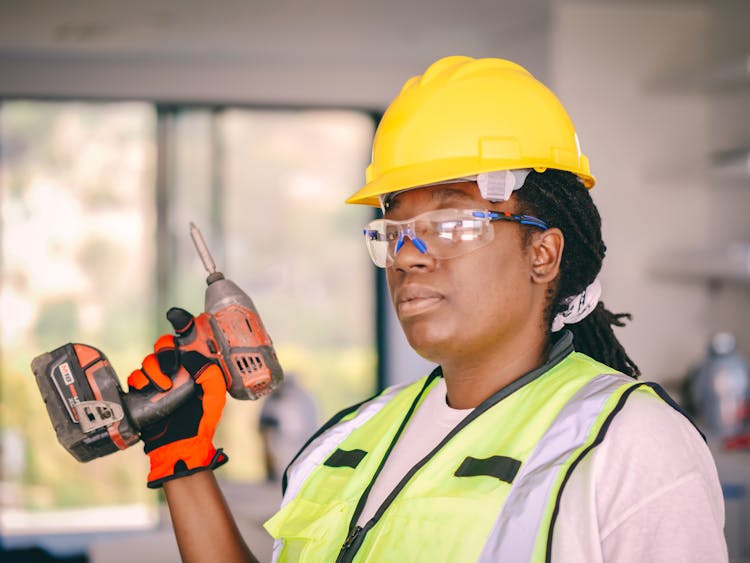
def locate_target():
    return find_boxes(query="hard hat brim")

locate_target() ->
[346,158,595,206]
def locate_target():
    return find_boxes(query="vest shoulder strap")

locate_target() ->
[280,373,437,501]
[480,372,639,562]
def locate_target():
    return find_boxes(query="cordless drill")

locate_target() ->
[30,223,284,462]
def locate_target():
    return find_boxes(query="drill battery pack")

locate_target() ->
[31,343,140,462]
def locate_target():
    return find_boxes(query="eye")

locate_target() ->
[384,226,401,242]
[435,220,459,239]
[435,219,484,241]
[460,219,485,237]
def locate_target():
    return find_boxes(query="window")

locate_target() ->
[162,107,378,481]
[1,101,158,512]
[0,100,376,548]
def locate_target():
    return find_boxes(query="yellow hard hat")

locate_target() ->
[347,56,595,207]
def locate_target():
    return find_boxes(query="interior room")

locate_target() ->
[1,0,749,561]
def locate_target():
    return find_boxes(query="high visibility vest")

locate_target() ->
[264,335,684,562]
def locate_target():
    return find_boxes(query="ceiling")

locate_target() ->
[0,0,549,63]
[0,0,717,106]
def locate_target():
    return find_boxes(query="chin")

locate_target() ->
[402,323,455,364]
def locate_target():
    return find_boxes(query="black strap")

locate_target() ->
[645,382,706,442]
[324,448,368,469]
[544,380,708,562]
[454,455,521,484]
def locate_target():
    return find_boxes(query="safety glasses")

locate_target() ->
[363,208,549,268]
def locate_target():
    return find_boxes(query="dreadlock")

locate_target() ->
[513,169,641,378]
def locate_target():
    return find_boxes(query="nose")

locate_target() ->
[391,232,435,271]
[395,229,428,255]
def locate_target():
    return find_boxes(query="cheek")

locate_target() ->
[459,245,532,316]
[385,270,398,306]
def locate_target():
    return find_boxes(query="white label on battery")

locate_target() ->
[60,362,74,386]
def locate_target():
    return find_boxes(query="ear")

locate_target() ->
[528,227,563,285]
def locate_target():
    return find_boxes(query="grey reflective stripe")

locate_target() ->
[271,380,420,562]
[279,380,413,510]
[478,372,633,562]
[271,381,413,563]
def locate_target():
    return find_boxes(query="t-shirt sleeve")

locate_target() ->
[554,387,728,563]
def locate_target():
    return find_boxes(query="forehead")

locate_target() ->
[384,182,483,216]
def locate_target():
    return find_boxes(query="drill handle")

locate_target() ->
[124,307,218,430]
[123,368,196,430]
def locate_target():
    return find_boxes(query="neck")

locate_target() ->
[440,329,549,409]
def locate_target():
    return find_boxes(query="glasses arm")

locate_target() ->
[481,210,549,230]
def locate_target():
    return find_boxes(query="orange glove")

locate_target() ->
[128,308,228,489]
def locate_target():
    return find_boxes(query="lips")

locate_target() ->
[395,285,444,317]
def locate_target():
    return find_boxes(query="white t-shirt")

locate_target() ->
[358,378,728,561]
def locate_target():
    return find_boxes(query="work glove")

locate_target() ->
[128,307,228,489]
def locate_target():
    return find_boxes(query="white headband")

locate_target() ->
[551,278,602,332]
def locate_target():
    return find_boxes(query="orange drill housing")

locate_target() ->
[179,302,280,400]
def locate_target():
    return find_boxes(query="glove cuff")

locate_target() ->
[147,440,228,489]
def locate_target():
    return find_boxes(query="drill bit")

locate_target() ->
[189,222,217,275]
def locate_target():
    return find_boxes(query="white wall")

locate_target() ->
[704,1,750,369]
[388,1,750,387]
[552,1,749,384]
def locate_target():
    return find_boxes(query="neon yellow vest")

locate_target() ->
[265,338,676,562]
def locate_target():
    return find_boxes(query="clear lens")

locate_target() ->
[363,208,495,267]
[364,221,390,266]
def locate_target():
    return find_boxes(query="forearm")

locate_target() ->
[163,470,259,563]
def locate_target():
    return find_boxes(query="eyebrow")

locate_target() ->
[431,187,475,203]
[386,185,475,211]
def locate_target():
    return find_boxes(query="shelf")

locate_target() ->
[711,149,750,180]
[709,53,750,89]
[645,53,750,94]
[650,242,750,285]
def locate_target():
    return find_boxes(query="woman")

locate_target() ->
[130,56,727,562]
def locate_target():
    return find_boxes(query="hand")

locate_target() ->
[128,307,228,489]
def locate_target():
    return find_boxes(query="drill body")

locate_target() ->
[30,225,283,462]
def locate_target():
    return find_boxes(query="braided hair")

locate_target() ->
[513,169,641,378]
